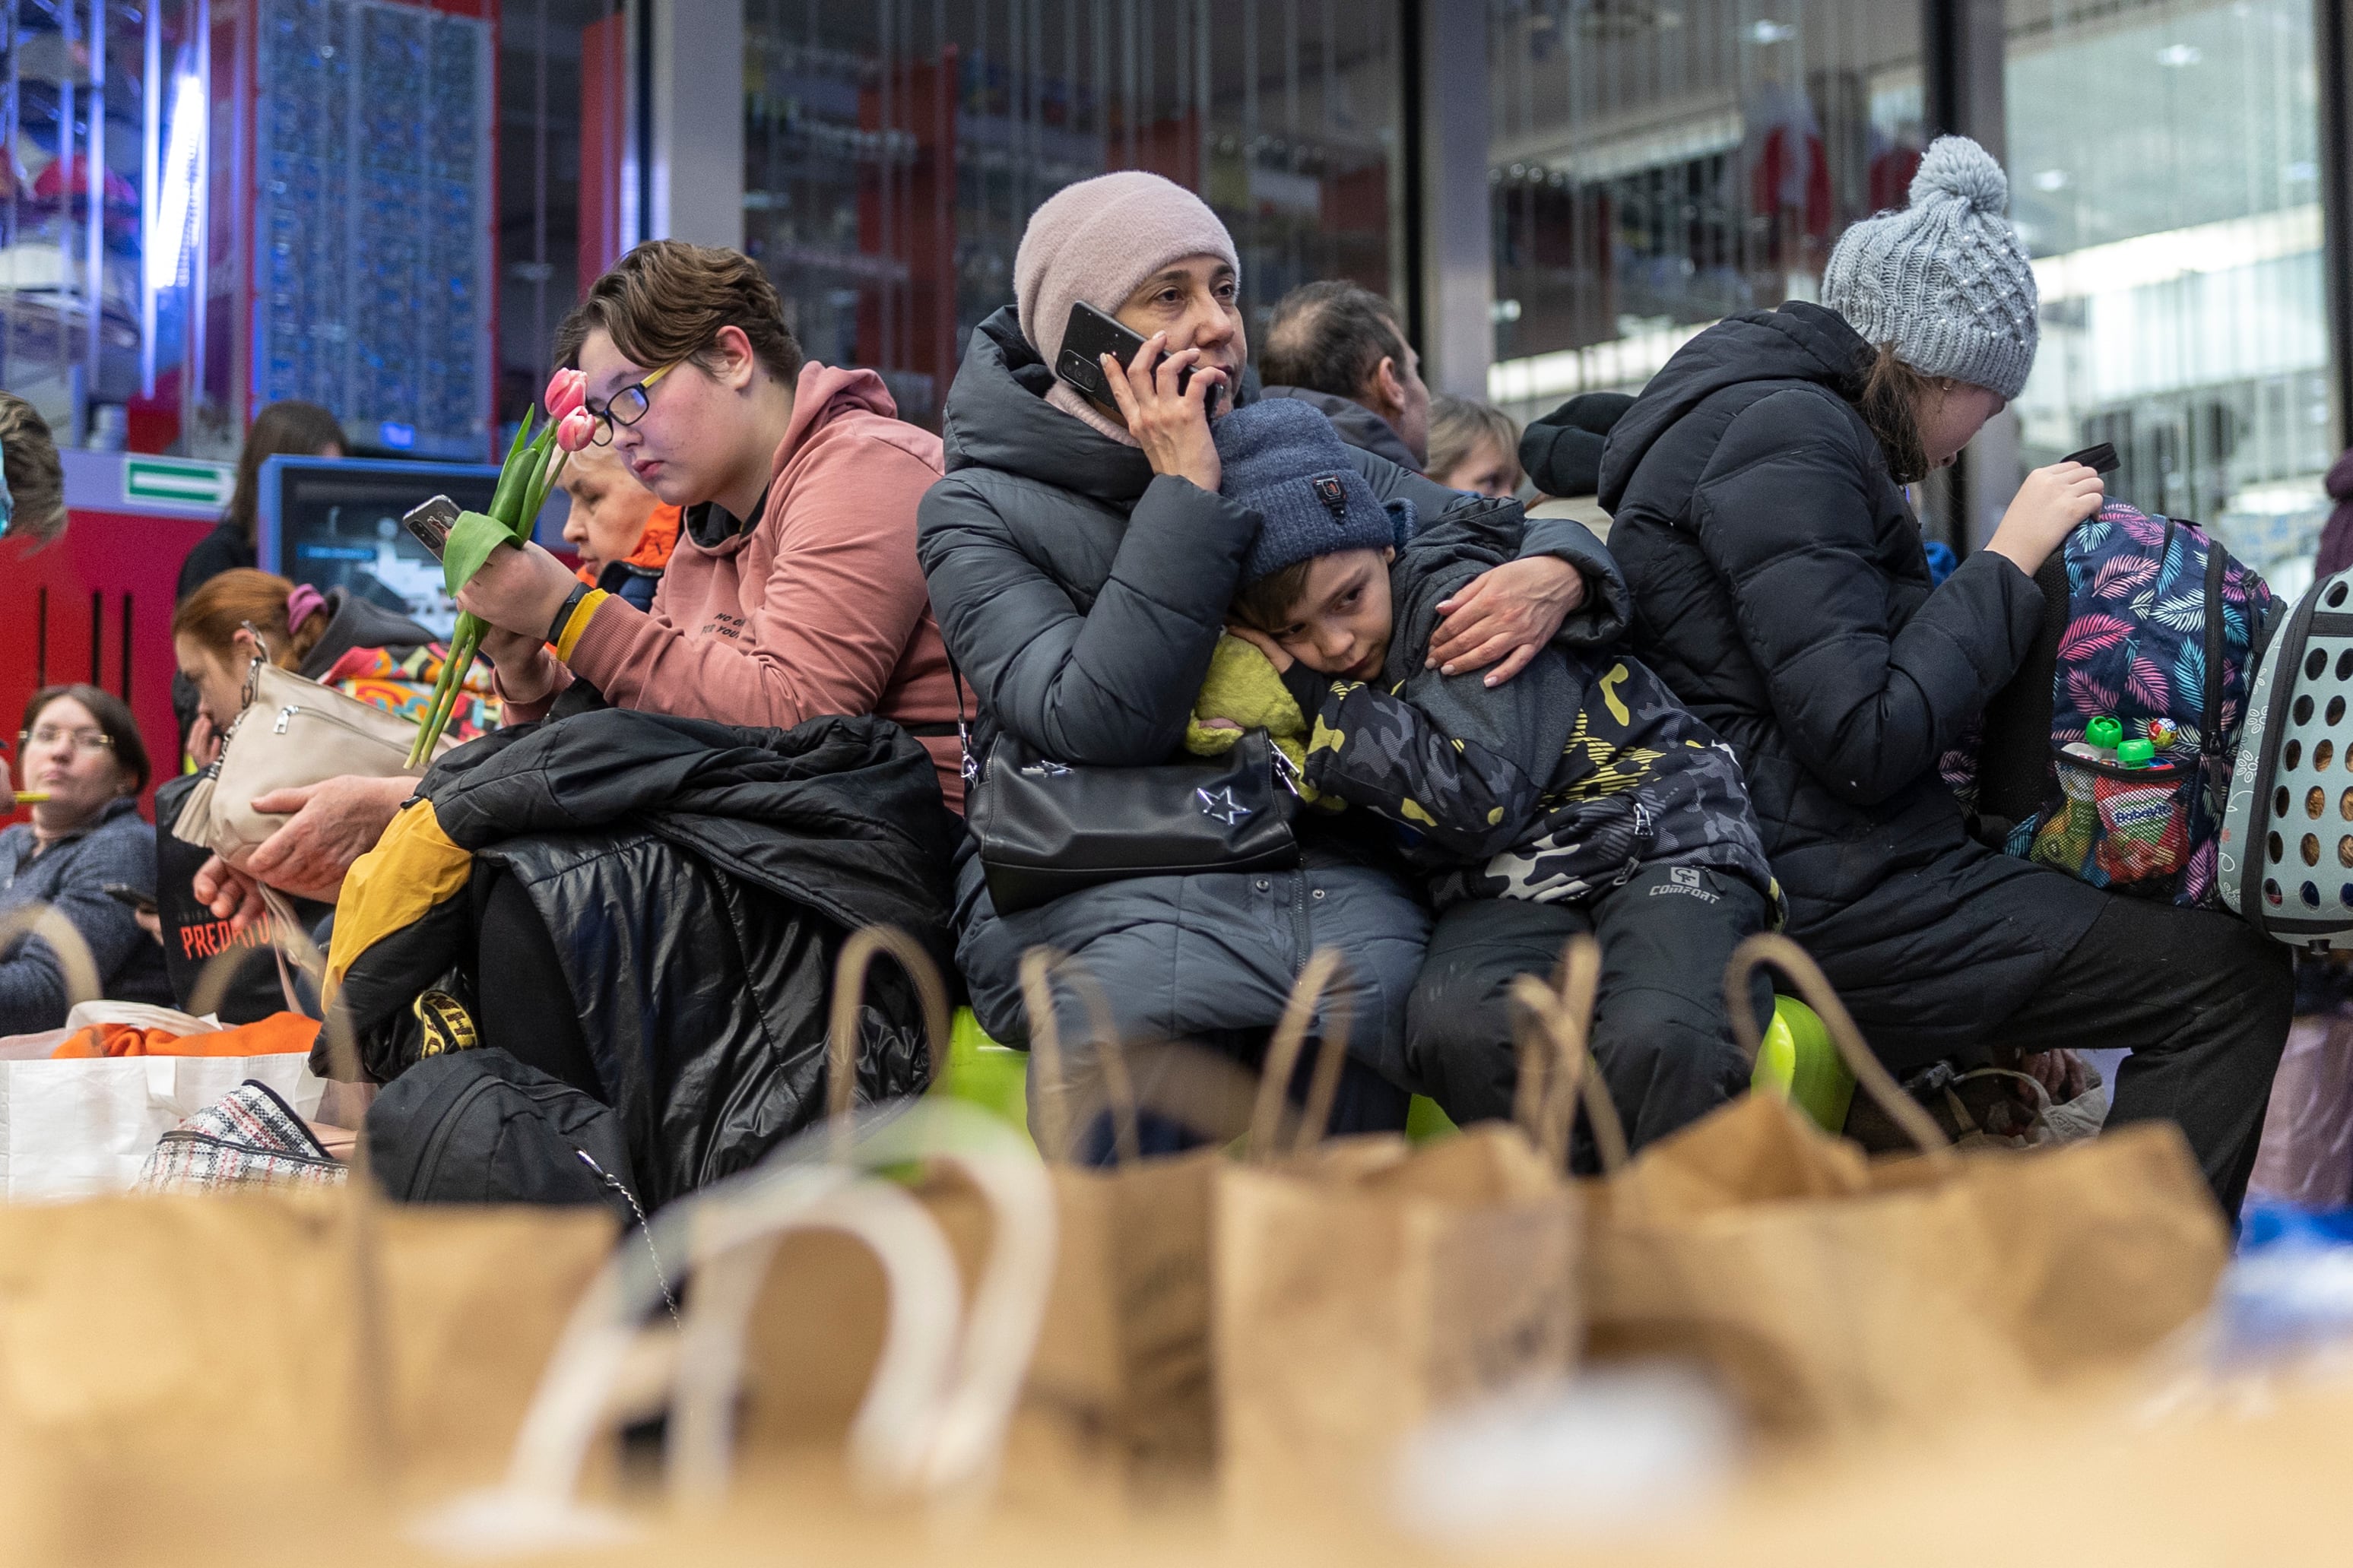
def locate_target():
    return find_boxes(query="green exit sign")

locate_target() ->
[122,457,233,510]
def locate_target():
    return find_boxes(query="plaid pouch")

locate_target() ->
[137,1081,347,1193]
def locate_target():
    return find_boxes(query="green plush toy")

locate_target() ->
[1184,633,1337,808]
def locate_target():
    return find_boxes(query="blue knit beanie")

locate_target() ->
[1217,399,1413,586]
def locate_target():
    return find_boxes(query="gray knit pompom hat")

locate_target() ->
[1821,135,2039,401]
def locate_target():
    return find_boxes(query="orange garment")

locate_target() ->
[52,1012,320,1059]
[573,502,683,588]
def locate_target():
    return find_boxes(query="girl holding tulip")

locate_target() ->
[453,240,966,808]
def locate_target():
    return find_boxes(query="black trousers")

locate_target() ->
[1403,865,1771,1162]
[1989,892,2290,1213]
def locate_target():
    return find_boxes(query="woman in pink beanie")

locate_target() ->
[918,170,1630,1156]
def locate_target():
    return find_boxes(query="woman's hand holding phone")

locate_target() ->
[1101,331,1226,493]
[1986,461,2106,577]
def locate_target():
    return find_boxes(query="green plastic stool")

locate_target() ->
[936,999,1853,1147]
[1749,995,1854,1134]
[928,1006,1032,1139]
[1406,1094,1459,1143]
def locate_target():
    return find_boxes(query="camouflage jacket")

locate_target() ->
[1280,499,1777,907]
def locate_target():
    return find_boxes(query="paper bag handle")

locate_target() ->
[1019,946,1141,1165]
[494,1164,955,1509]
[1722,933,1954,1161]
[479,1102,1051,1528]
[1508,954,1629,1174]
[1248,946,1356,1160]
[0,900,103,1015]
[666,1180,969,1501]
[826,925,956,1155]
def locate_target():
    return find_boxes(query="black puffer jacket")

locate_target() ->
[1597,303,2098,1066]
[329,710,959,1204]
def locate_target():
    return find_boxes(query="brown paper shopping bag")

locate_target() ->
[1539,932,2231,1443]
[0,1186,613,1522]
[729,926,1210,1512]
[1010,946,1265,1494]
[409,1059,1062,1554]
[1211,949,1583,1519]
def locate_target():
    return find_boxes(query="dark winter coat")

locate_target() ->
[915,309,1625,1085]
[1258,384,1423,472]
[1597,302,2097,1066]
[1281,499,1774,908]
[327,709,960,1205]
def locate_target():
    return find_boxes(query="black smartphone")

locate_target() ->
[2060,442,2120,475]
[103,882,158,917]
[1057,300,1223,422]
[401,494,463,562]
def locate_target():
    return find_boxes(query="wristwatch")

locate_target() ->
[547,581,592,648]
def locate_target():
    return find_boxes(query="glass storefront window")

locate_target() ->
[0,0,186,449]
[740,0,1401,428]
[2005,0,2334,598]
[1486,0,1924,429]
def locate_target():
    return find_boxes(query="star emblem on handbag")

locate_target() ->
[1196,785,1252,825]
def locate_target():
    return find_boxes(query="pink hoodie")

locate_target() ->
[508,362,965,810]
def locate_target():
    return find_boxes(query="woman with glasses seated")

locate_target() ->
[455,239,965,807]
[192,239,965,940]
[1,686,171,1034]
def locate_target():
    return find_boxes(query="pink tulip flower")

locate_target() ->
[555,407,598,452]
[543,366,588,422]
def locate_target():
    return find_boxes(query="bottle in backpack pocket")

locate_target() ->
[2031,757,2103,874]
[2093,754,2190,883]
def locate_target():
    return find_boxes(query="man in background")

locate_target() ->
[1257,280,1429,472]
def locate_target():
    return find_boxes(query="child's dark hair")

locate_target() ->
[1229,561,1315,635]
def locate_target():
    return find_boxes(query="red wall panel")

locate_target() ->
[2,510,217,824]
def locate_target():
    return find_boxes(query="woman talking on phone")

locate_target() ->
[917,172,1625,1148]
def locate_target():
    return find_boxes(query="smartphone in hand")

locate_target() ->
[1056,300,1223,423]
[401,494,463,562]
[103,882,158,917]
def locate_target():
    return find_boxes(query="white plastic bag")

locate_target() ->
[0,1051,324,1202]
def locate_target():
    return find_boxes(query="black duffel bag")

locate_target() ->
[366,1047,641,1212]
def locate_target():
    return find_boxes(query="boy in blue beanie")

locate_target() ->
[1204,398,1779,1157]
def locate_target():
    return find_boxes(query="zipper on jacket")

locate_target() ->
[409,1073,498,1199]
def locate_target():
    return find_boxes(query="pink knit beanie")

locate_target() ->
[1014,171,1241,375]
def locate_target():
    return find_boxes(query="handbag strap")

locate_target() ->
[939,645,980,786]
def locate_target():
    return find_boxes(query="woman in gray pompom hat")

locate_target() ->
[1594,134,2288,1212]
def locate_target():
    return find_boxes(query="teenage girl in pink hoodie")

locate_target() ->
[460,240,966,810]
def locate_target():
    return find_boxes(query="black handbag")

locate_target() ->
[966,727,1303,914]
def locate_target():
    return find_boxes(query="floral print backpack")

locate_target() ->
[1999,501,2275,908]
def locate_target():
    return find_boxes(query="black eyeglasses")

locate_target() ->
[586,359,684,446]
